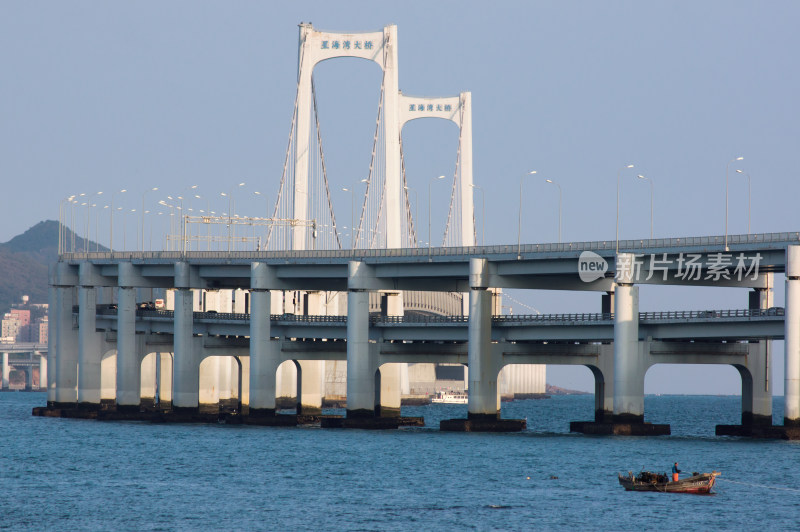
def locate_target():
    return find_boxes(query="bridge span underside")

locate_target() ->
[35,234,800,437]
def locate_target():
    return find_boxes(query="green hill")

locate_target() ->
[0,220,99,313]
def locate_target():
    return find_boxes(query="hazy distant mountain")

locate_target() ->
[0,220,100,313]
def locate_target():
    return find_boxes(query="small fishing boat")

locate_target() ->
[431,391,469,404]
[618,470,720,494]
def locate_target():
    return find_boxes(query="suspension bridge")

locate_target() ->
[39,24,800,438]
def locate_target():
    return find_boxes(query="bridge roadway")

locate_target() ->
[57,231,799,293]
[42,232,800,436]
[1,346,46,391]
[116,307,784,344]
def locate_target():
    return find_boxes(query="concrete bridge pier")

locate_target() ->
[322,262,411,428]
[608,259,666,434]
[740,281,774,427]
[77,264,105,409]
[77,283,101,408]
[140,352,157,409]
[173,263,200,413]
[1,352,8,389]
[38,354,47,391]
[720,249,800,438]
[442,258,525,432]
[376,291,403,418]
[53,263,79,407]
[247,264,295,426]
[612,282,643,423]
[588,345,614,422]
[572,255,668,436]
[47,276,57,403]
[345,275,373,418]
[298,291,324,416]
[115,283,141,412]
[158,353,173,409]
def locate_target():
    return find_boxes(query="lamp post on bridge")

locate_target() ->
[615,164,635,254]
[428,175,446,256]
[469,183,485,246]
[141,187,158,252]
[176,185,199,254]
[84,191,103,253]
[736,169,752,235]
[123,208,136,250]
[636,174,654,240]
[221,182,245,252]
[58,195,76,255]
[725,156,744,250]
[109,189,127,252]
[545,178,562,243]
[517,170,537,258]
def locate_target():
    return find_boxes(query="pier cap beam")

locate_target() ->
[54,262,79,287]
[79,263,114,287]
[118,262,163,289]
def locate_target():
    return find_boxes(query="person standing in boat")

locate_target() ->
[672,462,681,482]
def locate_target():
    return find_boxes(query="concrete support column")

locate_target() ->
[346,264,373,417]
[744,277,773,426]
[39,354,47,391]
[140,353,157,408]
[198,356,219,412]
[218,356,232,403]
[249,281,279,415]
[785,246,800,425]
[26,367,33,390]
[54,283,78,405]
[612,263,643,422]
[173,287,198,410]
[116,286,140,409]
[158,353,173,407]
[468,258,499,419]
[378,291,402,417]
[298,291,323,415]
[77,285,101,406]
[47,282,57,403]
[1,352,8,389]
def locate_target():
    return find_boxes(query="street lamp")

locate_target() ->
[469,183,485,246]
[253,191,269,218]
[545,179,562,243]
[176,185,199,253]
[517,170,537,258]
[109,189,127,252]
[84,191,103,252]
[221,182,245,252]
[725,156,744,249]
[123,208,136,250]
[58,195,76,255]
[429,175,446,254]
[141,187,158,252]
[636,174,654,240]
[616,164,635,253]
[736,169,752,235]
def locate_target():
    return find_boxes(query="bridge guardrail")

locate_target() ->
[59,231,800,262]
[88,307,785,324]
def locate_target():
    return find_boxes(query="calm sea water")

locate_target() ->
[2,393,799,531]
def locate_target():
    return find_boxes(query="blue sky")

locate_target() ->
[2,1,798,394]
